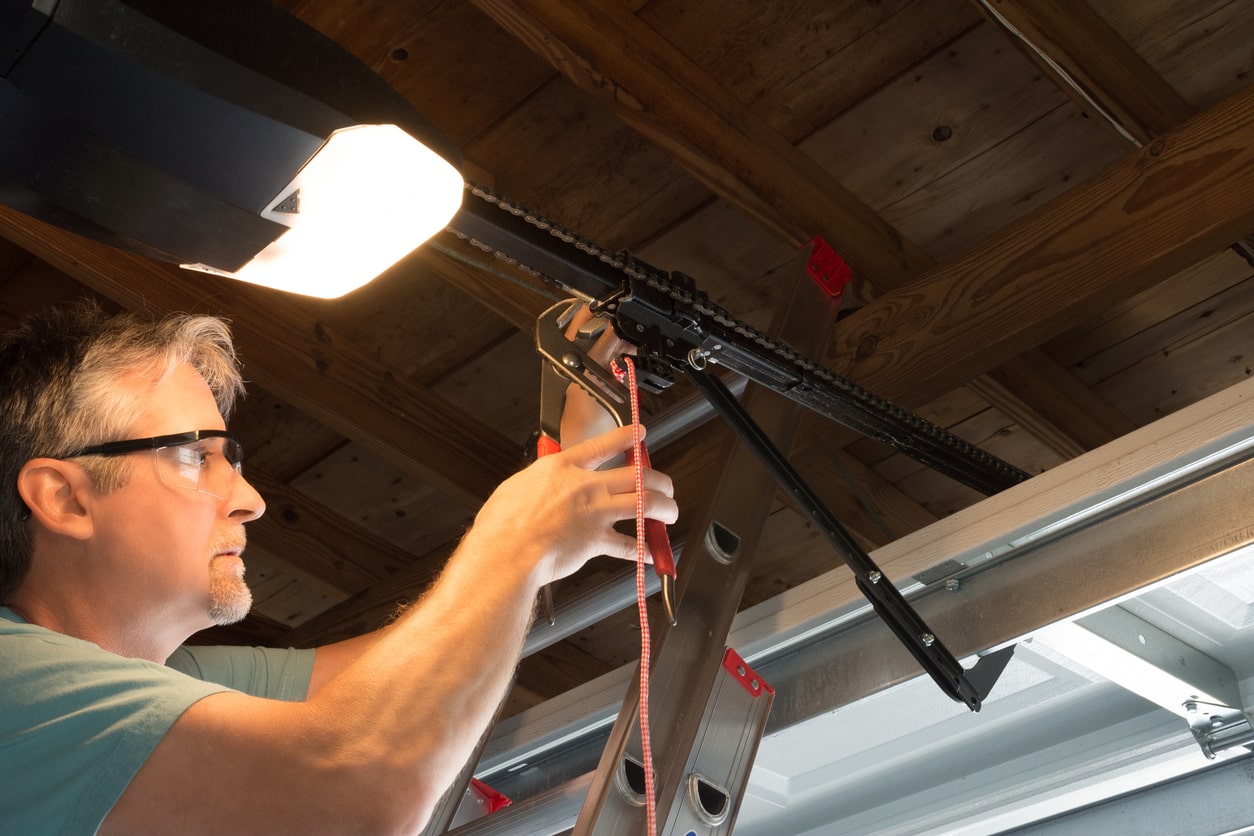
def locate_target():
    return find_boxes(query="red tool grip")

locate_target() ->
[536,435,562,458]
[627,440,677,579]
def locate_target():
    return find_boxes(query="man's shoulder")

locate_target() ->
[0,606,234,834]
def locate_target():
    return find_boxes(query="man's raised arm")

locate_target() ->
[102,425,676,835]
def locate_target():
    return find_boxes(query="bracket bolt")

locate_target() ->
[945,578,961,592]
[921,633,935,647]
[867,571,882,584]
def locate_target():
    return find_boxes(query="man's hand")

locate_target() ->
[106,430,677,836]
[466,424,677,585]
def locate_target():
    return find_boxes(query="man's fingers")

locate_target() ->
[597,486,679,526]
[642,488,679,525]
[640,468,675,500]
[594,462,674,498]
[563,303,594,339]
[564,424,639,470]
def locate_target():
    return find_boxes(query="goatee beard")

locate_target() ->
[208,554,253,625]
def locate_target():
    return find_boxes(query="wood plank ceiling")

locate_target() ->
[1,0,1251,718]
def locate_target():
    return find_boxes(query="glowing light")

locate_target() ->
[183,124,463,298]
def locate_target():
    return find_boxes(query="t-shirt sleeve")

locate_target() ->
[0,628,230,836]
[165,644,315,701]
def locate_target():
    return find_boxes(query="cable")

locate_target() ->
[973,0,1141,147]
[614,355,657,836]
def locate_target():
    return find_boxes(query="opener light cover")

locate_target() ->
[182,125,464,298]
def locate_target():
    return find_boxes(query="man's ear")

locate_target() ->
[17,459,95,541]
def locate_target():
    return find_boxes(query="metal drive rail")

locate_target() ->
[432,184,1025,833]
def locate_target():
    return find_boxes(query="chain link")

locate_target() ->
[449,182,1026,485]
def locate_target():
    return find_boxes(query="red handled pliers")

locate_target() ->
[535,299,678,626]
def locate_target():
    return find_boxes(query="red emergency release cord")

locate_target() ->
[613,355,657,836]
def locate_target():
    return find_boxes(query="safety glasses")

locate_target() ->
[64,430,244,500]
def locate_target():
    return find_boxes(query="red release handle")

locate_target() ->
[536,434,562,458]
[627,440,677,579]
[539,429,674,578]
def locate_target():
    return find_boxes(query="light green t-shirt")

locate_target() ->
[0,607,315,835]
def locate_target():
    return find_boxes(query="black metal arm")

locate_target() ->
[449,187,1024,709]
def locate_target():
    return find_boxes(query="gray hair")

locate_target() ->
[0,299,244,601]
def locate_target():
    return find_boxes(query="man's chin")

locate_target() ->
[208,557,253,625]
[208,598,251,626]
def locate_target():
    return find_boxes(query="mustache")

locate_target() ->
[210,529,248,556]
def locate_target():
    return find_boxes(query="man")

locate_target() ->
[0,300,677,834]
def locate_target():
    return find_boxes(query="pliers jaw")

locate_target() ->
[534,299,679,626]
[537,299,634,434]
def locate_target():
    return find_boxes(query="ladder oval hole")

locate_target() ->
[705,520,741,564]
[687,773,730,826]
[614,753,648,807]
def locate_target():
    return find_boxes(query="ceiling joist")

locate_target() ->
[809,81,1254,441]
[0,210,520,507]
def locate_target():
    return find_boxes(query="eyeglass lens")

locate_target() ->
[153,437,243,499]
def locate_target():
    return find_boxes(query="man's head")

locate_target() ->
[0,300,246,604]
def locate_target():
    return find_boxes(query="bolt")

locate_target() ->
[867,571,882,584]
[945,578,961,592]
[561,352,583,370]
[921,633,935,647]
[1185,701,1198,714]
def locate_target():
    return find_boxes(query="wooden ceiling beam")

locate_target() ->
[467,0,934,290]
[798,83,1254,457]
[286,538,457,647]
[967,347,1135,457]
[973,0,1254,265]
[421,234,557,334]
[469,0,1127,465]
[0,211,520,508]
[969,0,1194,146]
[245,469,419,596]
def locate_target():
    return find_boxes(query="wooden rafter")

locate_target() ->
[467,0,1127,465]
[245,469,420,596]
[797,82,1254,453]
[467,0,935,289]
[0,210,520,508]
[969,0,1194,146]
[973,0,1254,264]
